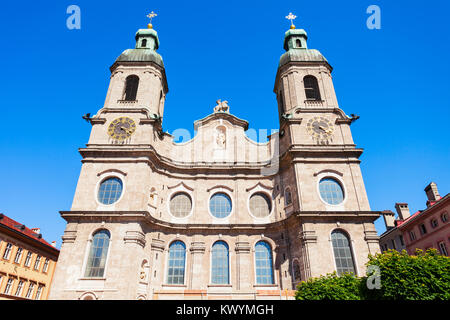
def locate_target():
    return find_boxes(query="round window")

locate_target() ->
[319,178,344,205]
[210,193,232,218]
[249,193,272,218]
[169,192,192,218]
[98,177,123,205]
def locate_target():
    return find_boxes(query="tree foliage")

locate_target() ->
[295,249,450,300]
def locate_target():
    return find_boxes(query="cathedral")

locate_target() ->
[49,16,381,300]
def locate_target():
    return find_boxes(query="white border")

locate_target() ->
[95,172,126,208]
[80,227,113,280]
[315,172,347,208]
[163,239,188,286]
[207,188,234,220]
[328,228,359,277]
[209,240,231,285]
[166,186,194,220]
[247,189,274,220]
[251,239,277,286]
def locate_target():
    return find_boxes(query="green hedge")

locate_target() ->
[295,249,450,300]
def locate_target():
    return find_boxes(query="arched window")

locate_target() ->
[284,188,292,206]
[166,241,186,285]
[292,259,301,281]
[211,241,229,284]
[319,178,344,205]
[98,177,123,205]
[331,230,356,276]
[124,75,139,101]
[141,39,147,47]
[210,193,232,218]
[255,241,274,284]
[85,230,111,278]
[296,39,302,48]
[304,75,321,101]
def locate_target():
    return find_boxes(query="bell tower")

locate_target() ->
[101,23,168,119]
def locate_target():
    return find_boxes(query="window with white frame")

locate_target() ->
[84,230,111,278]
[249,193,272,218]
[3,243,12,260]
[169,192,192,218]
[24,252,32,267]
[438,242,448,256]
[25,282,35,299]
[14,247,23,264]
[35,285,43,300]
[211,241,230,284]
[42,258,49,273]
[441,212,448,223]
[409,231,416,241]
[34,255,41,270]
[431,219,438,229]
[15,280,24,297]
[4,278,13,295]
[254,241,274,285]
[331,230,356,276]
[166,241,186,285]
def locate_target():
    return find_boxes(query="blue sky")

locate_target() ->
[0,0,449,248]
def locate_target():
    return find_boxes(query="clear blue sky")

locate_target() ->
[0,0,449,248]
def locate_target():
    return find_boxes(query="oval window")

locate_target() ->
[169,192,192,218]
[98,177,123,205]
[210,193,232,218]
[249,193,272,218]
[319,178,344,205]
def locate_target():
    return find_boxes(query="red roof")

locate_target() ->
[0,213,59,251]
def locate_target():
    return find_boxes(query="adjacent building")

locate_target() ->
[380,182,449,256]
[0,213,59,300]
[49,20,382,300]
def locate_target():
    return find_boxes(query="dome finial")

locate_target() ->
[147,11,157,29]
[285,12,297,29]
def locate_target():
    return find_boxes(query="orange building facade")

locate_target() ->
[0,214,59,300]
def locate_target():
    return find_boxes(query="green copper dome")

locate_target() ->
[114,28,164,68]
[278,27,330,69]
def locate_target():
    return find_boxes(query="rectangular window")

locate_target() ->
[24,252,32,267]
[391,239,397,250]
[419,224,427,235]
[4,278,14,295]
[34,255,41,271]
[3,243,12,260]
[15,280,24,297]
[43,259,49,273]
[438,242,448,256]
[25,283,35,299]
[14,247,23,264]
[35,285,43,300]
[399,235,404,246]
[410,231,416,241]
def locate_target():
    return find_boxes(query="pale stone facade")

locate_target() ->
[49,24,381,300]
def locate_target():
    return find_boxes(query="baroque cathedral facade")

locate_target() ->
[49,20,381,300]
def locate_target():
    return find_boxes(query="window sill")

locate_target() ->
[162,284,187,288]
[253,284,278,288]
[207,284,232,287]
[78,277,107,281]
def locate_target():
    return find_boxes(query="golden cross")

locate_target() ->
[147,11,157,28]
[285,12,297,28]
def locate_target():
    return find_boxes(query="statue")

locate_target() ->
[214,99,230,113]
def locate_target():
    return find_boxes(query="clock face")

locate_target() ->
[306,116,334,142]
[107,117,136,141]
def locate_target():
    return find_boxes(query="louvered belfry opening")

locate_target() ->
[304,75,321,100]
[124,75,139,101]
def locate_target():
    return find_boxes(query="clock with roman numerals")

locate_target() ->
[306,116,334,143]
[107,117,136,141]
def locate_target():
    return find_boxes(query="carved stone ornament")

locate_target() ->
[214,99,230,113]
